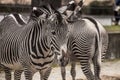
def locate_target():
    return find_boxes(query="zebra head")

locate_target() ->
[58,0,85,21]
[46,5,69,60]
[58,0,76,18]
[30,4,69,59]
[73,0,85,18]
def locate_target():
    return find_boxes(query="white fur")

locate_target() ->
[33,7,37,11]
[18,14,27,24]
[8,14,19,24]
[57,44,67,60]
[69,1,74,4]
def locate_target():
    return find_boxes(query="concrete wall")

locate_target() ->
[106,32,120,59]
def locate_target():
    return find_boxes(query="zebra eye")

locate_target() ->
[51,30,56,35]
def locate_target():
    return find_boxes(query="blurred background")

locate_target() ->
[0,0,115,25]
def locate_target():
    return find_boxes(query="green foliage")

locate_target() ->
[104,25,120,33]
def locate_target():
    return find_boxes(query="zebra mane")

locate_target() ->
[0,14,23,27]
[30,4,53,20]
[11,13,26,25]
[30,4,63,25]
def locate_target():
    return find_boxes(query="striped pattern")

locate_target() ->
[59,17,108,80]
[0,13,27,80]
[0,5,68,80]
[58,1,108,80]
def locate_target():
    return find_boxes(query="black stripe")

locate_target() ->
[30,52,54,59]
[41,37,48,52]
[13,13,26,25]
[31,60,53,67]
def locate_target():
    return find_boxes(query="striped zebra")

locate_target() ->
[0,4,68,80]
[0,13,27,80]
[59,17,108,80]
[58,1,108,80]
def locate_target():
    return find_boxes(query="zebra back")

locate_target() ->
[0,13,27,38]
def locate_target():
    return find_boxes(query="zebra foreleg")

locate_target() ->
[14,70,23,80]
[0,64,12,80]
[4,68,12,80]
[80,59,94,80]
[61,66,66,80]
[70,61,76,80]
[24,66,33,80]
[39,67,52,80]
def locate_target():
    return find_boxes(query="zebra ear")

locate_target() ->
[57,6,67,14]
[32,7,44,17]
[78,0,85,7]
[46,4,53,13]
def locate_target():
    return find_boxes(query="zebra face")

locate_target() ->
[32,5,69,61]
[48,10,69,61]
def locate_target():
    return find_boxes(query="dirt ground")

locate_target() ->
[0,60,120,80]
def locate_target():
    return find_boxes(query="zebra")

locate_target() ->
[57,1,108,80]
[0,13,27,80]
[59,17,108,80]
[0,4,68,80]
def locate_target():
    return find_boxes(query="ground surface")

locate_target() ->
[0,60,120,80]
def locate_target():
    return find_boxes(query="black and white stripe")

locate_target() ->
[0,13,27,80]
[58,1,108,80]
[59,18,102,80]
[0,4,68,80]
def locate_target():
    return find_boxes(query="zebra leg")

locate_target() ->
[4,68,12,80]
[61,66,66,80]
[0,64,12,80]
[80,58,94,80]
[24,67,33,80]
[39,67,52,80]
[70,61,76,80]
[14,70,23,80]
[92,54,101,80]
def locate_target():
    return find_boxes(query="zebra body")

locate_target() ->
[59,17,108,80]
[58,1,108,80]
[0,13,26,38]
[0,5,68,80]
[0,17,51,79]
[0,13,27,80]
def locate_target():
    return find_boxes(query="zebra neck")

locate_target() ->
[28,21,50,58]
